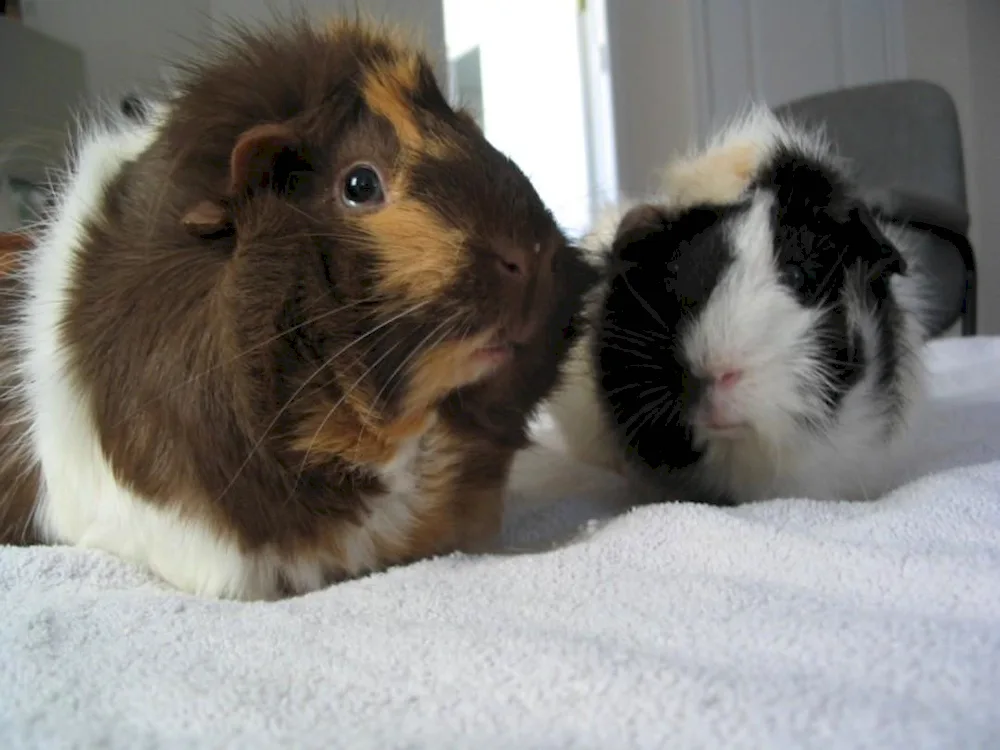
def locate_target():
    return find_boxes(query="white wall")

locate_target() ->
[692,0,907,129]
[21,0,447,100]
[210,0,448,80]
[605,0,905,200]
[21,0,213,100]
[604,2,701,200]
[443,0,592,238]
[579,0,619,218]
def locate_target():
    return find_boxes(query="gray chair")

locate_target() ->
[774,80,977,337]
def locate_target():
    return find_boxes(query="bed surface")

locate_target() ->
[2,336,999,749]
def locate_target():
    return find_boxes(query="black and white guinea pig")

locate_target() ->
[547,105,927,505]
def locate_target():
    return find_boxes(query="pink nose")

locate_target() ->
[715,369,743,389]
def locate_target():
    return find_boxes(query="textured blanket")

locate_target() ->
[2,336,999,749]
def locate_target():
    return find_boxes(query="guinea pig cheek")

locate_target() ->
[400,328,507,412]
[359,198,469,304]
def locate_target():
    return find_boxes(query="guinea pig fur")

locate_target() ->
[0,19,597,599]
[546,105,927,506]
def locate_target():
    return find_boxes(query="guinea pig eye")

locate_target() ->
[342,164,385,207]
[781,263,806,290]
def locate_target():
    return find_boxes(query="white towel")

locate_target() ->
[2,337,999,749]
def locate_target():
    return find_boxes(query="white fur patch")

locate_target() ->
[15,114,436,600]
[338,434,427,576]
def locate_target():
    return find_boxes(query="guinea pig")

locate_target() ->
[547,105,926,506]
[0,18,597,599]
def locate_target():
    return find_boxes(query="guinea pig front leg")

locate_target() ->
[406,422,514,560]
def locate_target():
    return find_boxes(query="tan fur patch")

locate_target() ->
[420,135,458,161]
[326,16,420,58]
[355,37,456,162]
[291,395,433,468]
[359,198,467,301]
[291,327,493,468]
[403,331,497,412]
[289,322,495,474]
[665,141,763,209]
[362,57,423,151]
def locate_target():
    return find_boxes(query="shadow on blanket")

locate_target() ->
[500,374,1000,557]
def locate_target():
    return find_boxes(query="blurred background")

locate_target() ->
[0,0,997,335]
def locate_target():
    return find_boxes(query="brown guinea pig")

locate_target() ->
[0,18,597,600]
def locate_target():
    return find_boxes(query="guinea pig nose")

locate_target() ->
[492,245,527,277]
[714,369,743,389]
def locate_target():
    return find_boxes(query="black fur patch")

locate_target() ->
[759,146,904,417]
[595,204,738,478]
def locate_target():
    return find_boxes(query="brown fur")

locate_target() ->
[0,19,597,594]
[0,248,39,545]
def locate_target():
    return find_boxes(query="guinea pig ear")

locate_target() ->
[847,203,907,282]
[608,204,669,273]
[181,199,232,238]
[228,123,310,197]
[612,204,667,251]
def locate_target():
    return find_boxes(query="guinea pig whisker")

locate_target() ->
[303,315,469,502]
[142,146,190,246]
[620,390,672,439]
[108,297,383,429]
[637,384,672,400]
[292,230,372,243]
[632,393,679,433]
[639,400,682,454]
[606,382,665,397]
[603,333,649,346]
[282,202,331,227]
[811,246,853,301]
[308,318,409,400]
[600,342,655,362]
[448,322,476,415]
[213,299,431,508]
[279,319,415,505]
[333,319,468,492]
[365,314,463,420]
[617,274,667,329]
[287,334,411,499]
[293,314,462,497]
[602,323,671,343]
[628,395,677,459]
[618,364,668,374]
[601,330,661,348]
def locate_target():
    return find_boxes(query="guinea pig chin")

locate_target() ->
[686,359,808,451]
